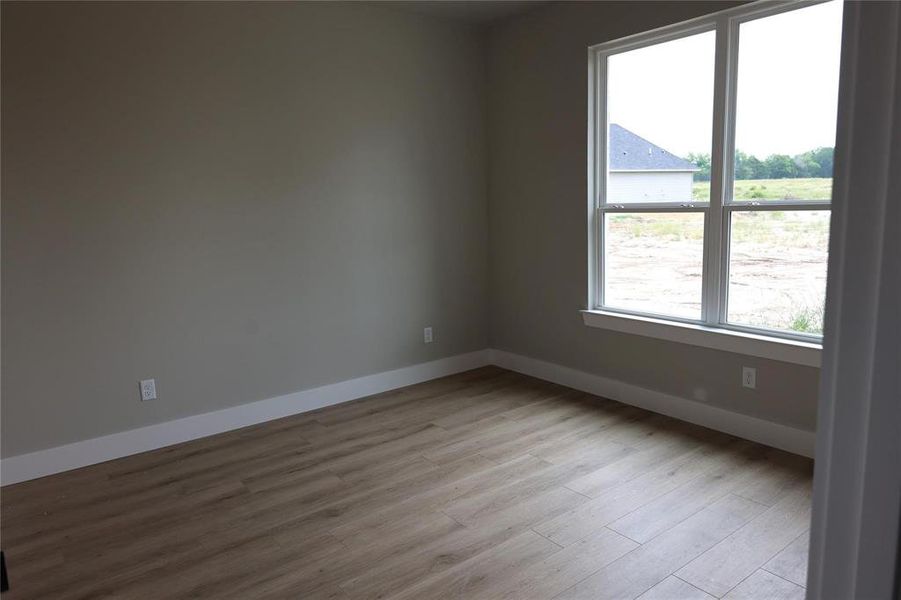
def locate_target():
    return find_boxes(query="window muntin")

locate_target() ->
[592,0,842,341]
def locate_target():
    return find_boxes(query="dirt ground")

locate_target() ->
[605,212,828,334]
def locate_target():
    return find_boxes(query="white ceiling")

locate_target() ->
[379,1,549,24]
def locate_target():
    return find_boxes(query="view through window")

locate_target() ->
[595,0,843,338]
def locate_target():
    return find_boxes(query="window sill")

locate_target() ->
[581,310,821,367]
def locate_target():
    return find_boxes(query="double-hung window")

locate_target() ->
[588,0,842,355]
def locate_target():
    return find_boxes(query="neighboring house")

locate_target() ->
[608,123,699,203]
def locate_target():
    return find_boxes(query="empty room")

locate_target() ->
[1,1,898,599]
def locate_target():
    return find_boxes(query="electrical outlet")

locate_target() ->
[423,327,433,343]
[139,378,157,401]
[742,367,757,390]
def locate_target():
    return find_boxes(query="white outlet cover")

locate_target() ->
[140,379,157,401]
[424,327,433,343]
[742,367,757,389]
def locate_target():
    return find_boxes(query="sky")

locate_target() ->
[607,0,843,159]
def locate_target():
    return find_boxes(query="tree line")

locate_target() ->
[686,147,833,181]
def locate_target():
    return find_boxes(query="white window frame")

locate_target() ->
[586,0,833,366]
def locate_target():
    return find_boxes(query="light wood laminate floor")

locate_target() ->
[0,367,813,599]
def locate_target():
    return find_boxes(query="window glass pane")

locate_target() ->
[727,210,829,334]
[607,31,715,204]
[604,212,704,319]
[732,1,843,202]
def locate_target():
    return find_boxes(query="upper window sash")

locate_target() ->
[591,0,836,212]
[722,1,837,207]
[593,21,717,210]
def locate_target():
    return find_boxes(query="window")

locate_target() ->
[589,0,843,345]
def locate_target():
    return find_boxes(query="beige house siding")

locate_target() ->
[607,171,695,203]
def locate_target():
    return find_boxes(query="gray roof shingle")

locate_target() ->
[609,124,699,171]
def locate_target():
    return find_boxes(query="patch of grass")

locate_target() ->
[777,301,825,335]
[788,304,823,334]
[729,210,830,248]
[608,214,703,240]
[693,177,832,202]
[743,300,824,335]
[609,211,830,248]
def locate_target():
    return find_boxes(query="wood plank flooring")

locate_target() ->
[0,367,813,599]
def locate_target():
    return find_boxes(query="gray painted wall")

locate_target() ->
[1,2,488,456]
[2,0,821,459]
[486,1,820,431]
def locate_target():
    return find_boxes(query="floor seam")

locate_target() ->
[561,484,593,500]
[530,527,564,549]
[605,525,643,545]
[550,535,645,600]
[672,573,717,597]
[719,569,760,598]
[760,566,807,589]
[438,508,469,529]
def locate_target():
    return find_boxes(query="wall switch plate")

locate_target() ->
[423,327,433,343]
[140,378,157,401]
[742,367,757,390]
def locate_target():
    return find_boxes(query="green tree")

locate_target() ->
[687,152,711,181]
[684,146,833,180]
[794,153,821,178]
[809,147,834,177]
[764,154,798,179]
[746,155,767,179]
[734,151,763,179]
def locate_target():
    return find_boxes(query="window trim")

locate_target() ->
[581,309,822,367]
[587,0,834,351]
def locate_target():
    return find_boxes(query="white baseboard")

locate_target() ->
[489,349,815,458]
[1,346,815,486]
[0,350,491,486]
